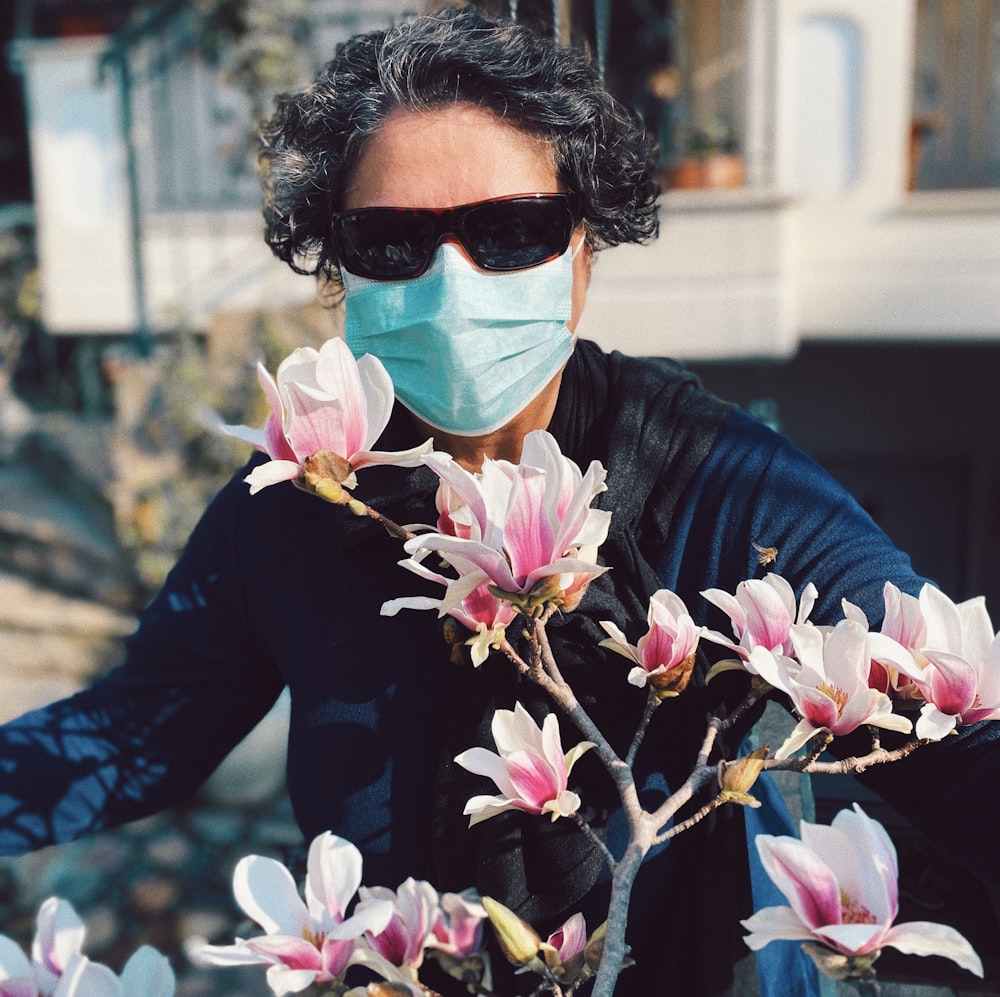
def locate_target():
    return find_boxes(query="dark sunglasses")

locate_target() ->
[332,192,582,281]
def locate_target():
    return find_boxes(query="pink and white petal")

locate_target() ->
[915,703,958,741]
[422,453,492,542]
[569,507,612,550]
[773,718,826,760]
[920,586,966,654]
[549,912,588,962]
[841,598,869,628]
[314,340,367,450]
[868,632,923,684]
[504,750,560,808]
[33,897,85,977]
[740,905,817,950]
[920,651,979,716]
[539,713,568,778]
[284,382,348,461]
[881,922,983,977]
[439,570,495,620]
[245,459,301,494]
[320,936,362,980]
[464,794,525,826]
[305,832,363,922]
[404,534,518,594]
[351,441,434,470]
[453,748,519,801]
[234,856,309,936]
[700,588,749,639]
[599,622,640,662]
[746,647,795,696]
[492,704,544,756]
[247,934,322,969]
[812,922,886,956]
[820,810,896,923]
[755,836,841,930]
[743,583,794,650]
[264,963,321,995]
[333,898,395,942]
[628,664,655,687]
[503,466,556,583]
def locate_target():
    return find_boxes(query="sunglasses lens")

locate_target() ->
[336,210,434,279]
[464,197,575,270]
[335,195,578,280]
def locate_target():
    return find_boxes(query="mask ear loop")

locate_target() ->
[569,225,588,260]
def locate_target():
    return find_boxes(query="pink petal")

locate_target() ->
[741,905,817,950]
[755,836,842,930]
[504,466,556,584]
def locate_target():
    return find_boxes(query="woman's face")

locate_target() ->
[341,103,592,467]
[343,103,591,330]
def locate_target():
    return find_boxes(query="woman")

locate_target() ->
[1,7,996,995]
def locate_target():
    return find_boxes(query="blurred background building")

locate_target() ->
[0,2,999,993]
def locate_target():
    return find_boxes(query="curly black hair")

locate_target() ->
[259,5,660,281]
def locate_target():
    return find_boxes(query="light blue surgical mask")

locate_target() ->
[343,243,575,437]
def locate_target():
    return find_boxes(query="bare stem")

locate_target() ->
[625,693,660,768]
[573,813,617,873]
[655,794,728,844]
[720,685,765,731]
[770,737,931,776]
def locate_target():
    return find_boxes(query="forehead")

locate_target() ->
[343,103,559,210]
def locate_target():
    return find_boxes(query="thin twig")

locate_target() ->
[625,694,659,768]
[655,794,727,844]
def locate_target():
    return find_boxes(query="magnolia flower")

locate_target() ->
[222,337,432,495]
[540,912,589,982]
[356,878,440,979]
[742,805,983,979]
[748,621,914,759]
[842,582,926,696]
[427,890,488,961]
[892,585,1000,739]
[400,430,611,618]
[600,589,703,697]
[381,561,517,667]
[454,702,595,825]
[702,574,818,660]
[195,832,393,995]
[0,898,174,997]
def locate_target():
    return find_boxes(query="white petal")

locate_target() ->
[883,921,983,977]
[234,856,308,936]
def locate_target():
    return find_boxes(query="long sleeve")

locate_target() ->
[0,465,286,854]
[668,409,1000,888]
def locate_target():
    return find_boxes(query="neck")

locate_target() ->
[413,368,565,472]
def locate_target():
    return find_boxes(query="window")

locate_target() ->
[911,0,1000,190]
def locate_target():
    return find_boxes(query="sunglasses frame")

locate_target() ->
[332,192,582,281]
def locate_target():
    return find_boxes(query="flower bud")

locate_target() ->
[481,897,543,970]
[718,746,768,806]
